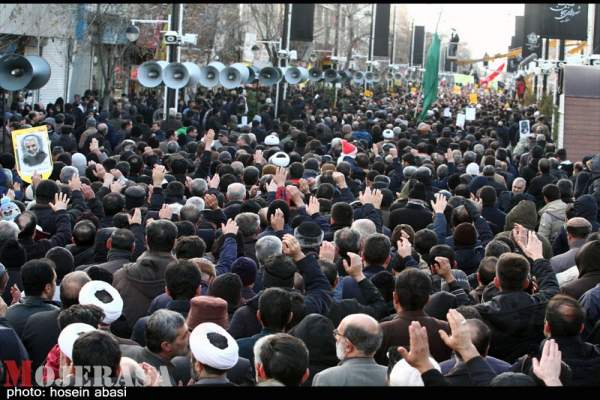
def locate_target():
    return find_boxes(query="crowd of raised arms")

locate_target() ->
[1,81,600,387]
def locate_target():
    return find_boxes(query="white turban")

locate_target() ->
[78,280,123,324]
[264,134,279,146]
[190,322,239,370]
[389,358,440,386]
[58,323,96,360]
[269,152,290,168]
[382,129,394,140]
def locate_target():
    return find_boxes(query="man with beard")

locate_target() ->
[21,135,47,167]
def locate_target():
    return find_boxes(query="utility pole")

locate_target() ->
[276,3,291,119]
[391,5,397,65]
[367,3,376,92]
[542,38,549,97]
[165,3,180,114]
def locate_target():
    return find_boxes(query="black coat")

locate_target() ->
[21,308,60,371]
[19,209,72,261]
[388,201,433,232]
[528,173,556,208]
[475,259,559,363]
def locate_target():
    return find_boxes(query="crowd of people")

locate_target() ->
[0,78,599,387]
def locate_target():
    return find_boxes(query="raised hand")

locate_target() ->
[319,240,336,263]
[266,178,278,193]
[140,362,161,387]
[342,252,365,281]
[372,144,380,156]
[81,184,95,200]
[31,171,42,189]
[204,129,215,150]
[49,192,70,212]
[307,196,320,216]
[110,181,124,194]
[445,148,455,163]
[286,185,304,207]
[5,189,15,201]
[433,256,454,283]
[158,204,173,220]
[12,182,20,192]
[103,172,115,188]
[298,178,310,195]
[152,165,166,186]
[515,227,544,261]
[430,193,448,214]
[397,321,435,374]
[273,167,287,188]
[282,234,304,262]
[89,138,100,154]
[10,284,21,305]
[68,174,82,192]
[208,173,220,189]
[359,187,373,205]
[204,193,218,210]
[270,208,285,232]
[221,218,239,236]
[254,149,265,164]
[332,171,347,189]
[110,168,124,180]
[438,309,479,362]
[389,146,398,159]
[128,208,142,226]
[532,339,563,387]
[371,188,383,209]
[397,237,413,259]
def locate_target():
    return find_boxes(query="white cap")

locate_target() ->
[265,98,272,105]
[190,322,239,370]
[269,152,290,168]
[466,162,480,176]
[382,129,394,140]
[389,358,440,386]
[78,280,123,324]
[264,134,279,146]
[58,323,96,360]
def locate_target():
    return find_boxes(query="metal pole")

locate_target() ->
[166,3,180,113]
[282,3,292,102]
[542,38,549,97]
[587,4,596,56]
[163,14,172,118]
[409,20,415,66]
[391,4,397,65]
[366,3,376,92]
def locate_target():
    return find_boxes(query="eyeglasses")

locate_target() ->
[332,329,346,339]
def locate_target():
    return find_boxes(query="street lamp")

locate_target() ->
[126,25,140,43]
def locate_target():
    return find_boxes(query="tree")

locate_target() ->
[247,4,284,65]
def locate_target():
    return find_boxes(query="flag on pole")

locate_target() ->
[418,33,441,122]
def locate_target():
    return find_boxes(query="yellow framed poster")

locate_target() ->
[12,125,53,184]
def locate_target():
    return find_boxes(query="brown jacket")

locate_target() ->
[113,251,176,328]
[376,310,451,365]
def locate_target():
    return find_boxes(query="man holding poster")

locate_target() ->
[12,125,53,183]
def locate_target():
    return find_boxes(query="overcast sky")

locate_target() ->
[405,3,525,65]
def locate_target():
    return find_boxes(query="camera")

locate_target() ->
[163,31,180,46]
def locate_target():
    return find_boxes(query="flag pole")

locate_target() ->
[415,8,443,121]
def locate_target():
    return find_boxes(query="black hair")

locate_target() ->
[58,304,104,330]
[256,333,309,386]
[545,294,584,337]
[165,260,202,300]
[21,258,55,296]
[208,273,243,312]
[72,331,121,378]
[258,287,292,331]
[102,193,125,217]
[45,247,74,282]
[331,202,354,227]
[174,236,206,259]
[146,220,178,253]
[395,269,431,311]
[363,234,391,266]
[496,253,530,291]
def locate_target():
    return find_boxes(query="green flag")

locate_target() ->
[418,33,441,122]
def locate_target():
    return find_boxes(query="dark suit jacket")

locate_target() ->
[21,308,61,371]
[376,310,451,365]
